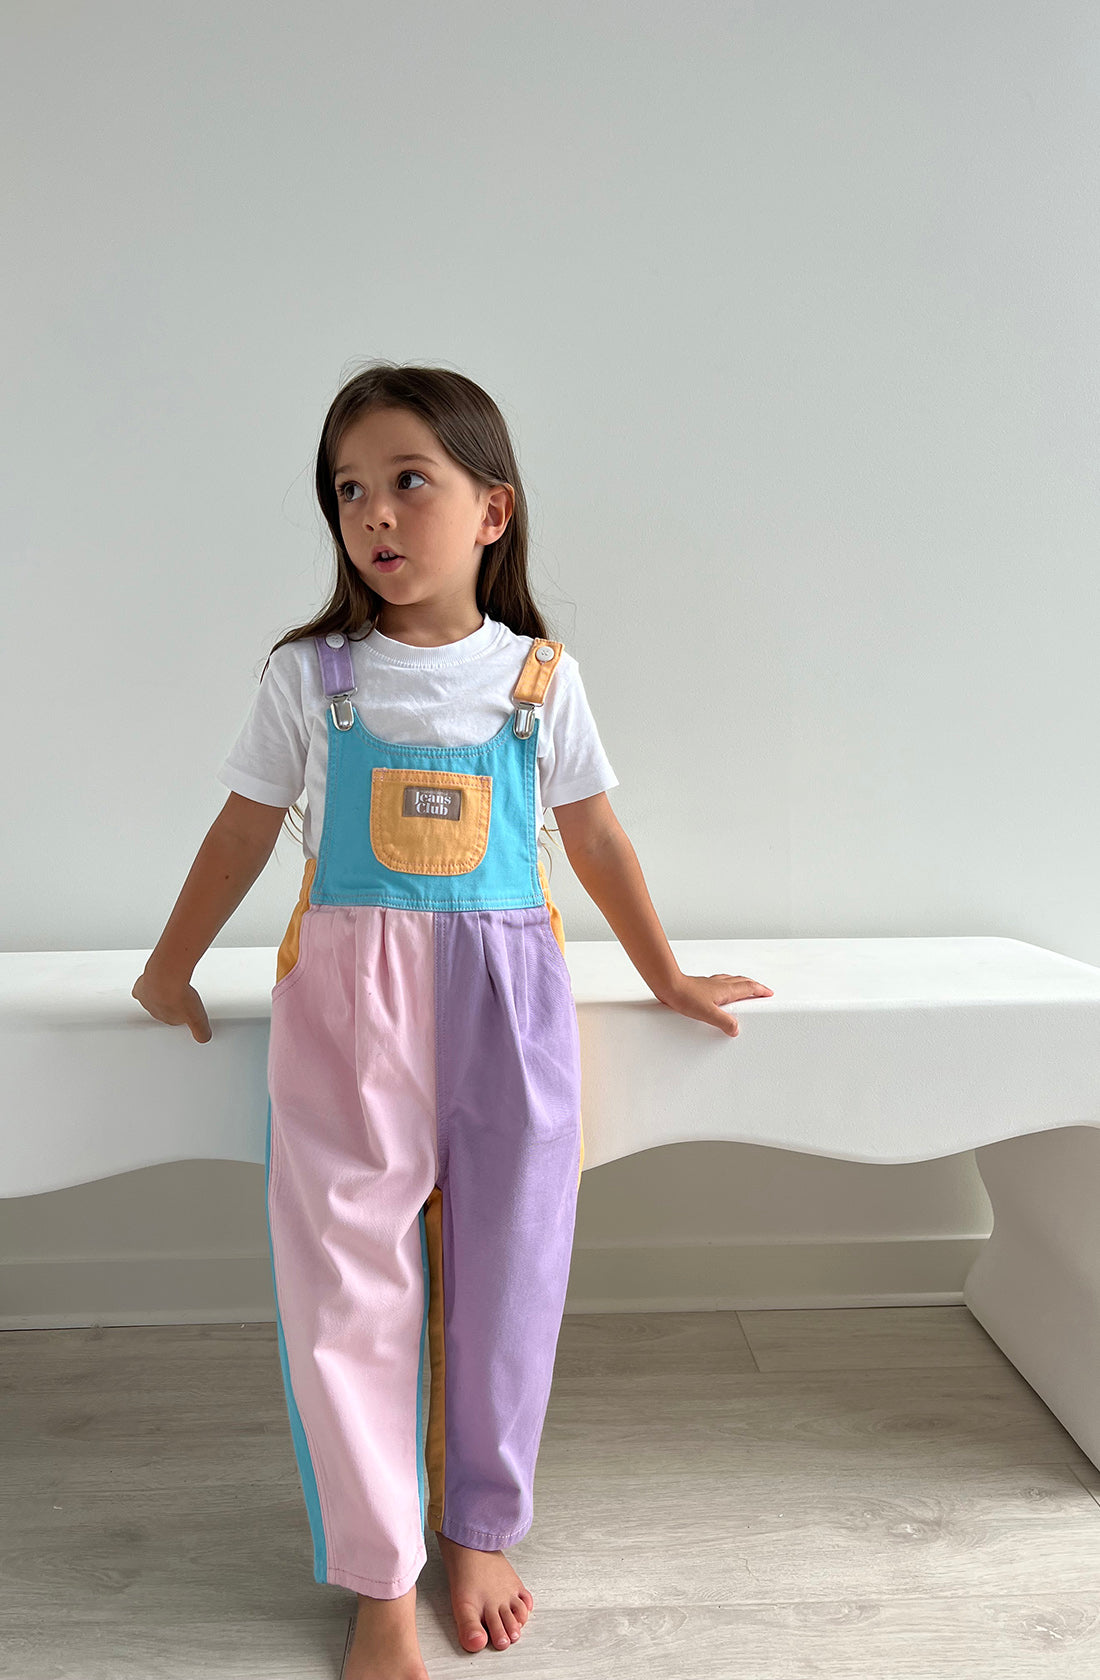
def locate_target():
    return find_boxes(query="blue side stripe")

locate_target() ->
[264,1095,329,1584]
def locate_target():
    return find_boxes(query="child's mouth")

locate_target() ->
[374,556,405,573]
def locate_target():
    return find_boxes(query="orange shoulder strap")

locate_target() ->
[510,639,563,739]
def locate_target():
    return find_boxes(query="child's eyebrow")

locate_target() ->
[333,454,439,476]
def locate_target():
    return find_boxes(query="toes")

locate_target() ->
[517,1587,534,1613]
[499,1604,522,1641]
[510,1595,530,1627]
[455,1603,488,1651]
[485,1608,511,1650]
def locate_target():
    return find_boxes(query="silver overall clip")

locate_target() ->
[330,690,357,731]
[513,701,538,739]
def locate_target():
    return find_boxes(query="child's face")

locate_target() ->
[333,406,513,620]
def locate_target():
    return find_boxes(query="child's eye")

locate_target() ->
[337,470,425,502]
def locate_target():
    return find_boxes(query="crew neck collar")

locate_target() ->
[364,613,501,668]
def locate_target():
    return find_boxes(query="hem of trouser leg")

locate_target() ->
[434,1518,532,1550]
[325,1547,426,1598]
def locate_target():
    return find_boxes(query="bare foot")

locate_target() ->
[342,1585,429,1680]
[436,1532,534,1652]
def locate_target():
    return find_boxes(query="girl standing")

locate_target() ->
[133,363,772,1679]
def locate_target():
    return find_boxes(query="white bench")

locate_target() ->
[4,934,1100,1467]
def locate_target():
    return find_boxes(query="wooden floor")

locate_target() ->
[4,1306,1100,1678]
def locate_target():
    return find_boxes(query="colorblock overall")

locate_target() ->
[263,631,585,1598]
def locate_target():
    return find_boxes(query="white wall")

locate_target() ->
[4,0,1095,1320]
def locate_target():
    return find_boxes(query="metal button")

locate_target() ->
[325,633,345,648]
[535,644,555,662]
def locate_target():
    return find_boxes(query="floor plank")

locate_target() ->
[3,1309,1100,1678]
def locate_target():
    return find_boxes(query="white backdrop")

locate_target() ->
[3,0,1095,1318]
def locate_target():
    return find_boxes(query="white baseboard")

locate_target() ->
[0,1236,986,1329]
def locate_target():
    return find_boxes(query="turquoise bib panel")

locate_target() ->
[309,708,544,911]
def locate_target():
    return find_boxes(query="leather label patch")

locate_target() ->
[402,784,463,821]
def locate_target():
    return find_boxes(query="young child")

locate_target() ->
[132,362,773,1680]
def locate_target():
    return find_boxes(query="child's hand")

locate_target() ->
[658,973,773,1038]
[131,967,213,1044]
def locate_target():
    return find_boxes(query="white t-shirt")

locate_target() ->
[216,612,619,859]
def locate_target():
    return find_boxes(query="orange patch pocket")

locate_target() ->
[370,766,492,876]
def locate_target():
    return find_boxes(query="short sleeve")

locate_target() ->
[538,654,619,811]
[216,644,309,808]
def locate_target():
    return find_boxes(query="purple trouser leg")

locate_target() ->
[431,905,582,1549]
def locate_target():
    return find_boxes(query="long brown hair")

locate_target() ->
[261,360,563,869]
